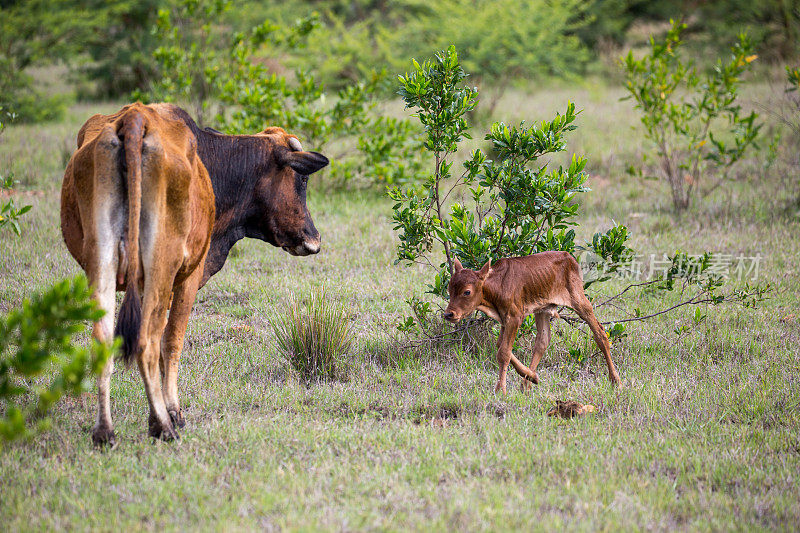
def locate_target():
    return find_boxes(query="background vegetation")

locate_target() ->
[1,0,799,529]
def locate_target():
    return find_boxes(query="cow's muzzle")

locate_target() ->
[283,240,321,256]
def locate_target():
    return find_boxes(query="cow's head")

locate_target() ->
[252,129,328,256]
[443,258,492,322]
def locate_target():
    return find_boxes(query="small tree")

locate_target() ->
[391,46,630,299]
[623,20,762,211]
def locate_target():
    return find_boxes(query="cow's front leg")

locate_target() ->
[160,266,203,429]
[494,317,521,394]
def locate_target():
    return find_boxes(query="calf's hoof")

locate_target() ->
[520,374,539,393]
[610,373,621,387]
[168,409,186,429]
[91,426,117,448]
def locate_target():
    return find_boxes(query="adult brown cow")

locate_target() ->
[61,103,328,446]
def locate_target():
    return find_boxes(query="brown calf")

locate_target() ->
[61,103,215,444]
[443,251,621,393]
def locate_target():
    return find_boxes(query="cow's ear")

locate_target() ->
[478,259,492,280]
[453,257,463,273]
[287,151,329,175]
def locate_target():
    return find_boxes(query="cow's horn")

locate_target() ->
[288,137,303,151]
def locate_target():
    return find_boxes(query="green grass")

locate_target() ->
[1,76,799,530]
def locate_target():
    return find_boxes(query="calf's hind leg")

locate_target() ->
[571,295,621,385]
[520,313,551,393]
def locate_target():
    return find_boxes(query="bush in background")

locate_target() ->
[0,108,31,235]
[79,0,163,99]
[139,0,425,189]
[623,20,762,211]
[0,0,104,122]
[270,289,353,383]
[296,0,593,117]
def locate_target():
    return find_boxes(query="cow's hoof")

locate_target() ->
[148,421,179,442]
[168,409,186,429]
[92,426,117,448]
[148,413,179,441]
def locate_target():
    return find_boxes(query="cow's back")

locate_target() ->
[60,103,215,289]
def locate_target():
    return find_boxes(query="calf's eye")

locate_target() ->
[464,290,471,296]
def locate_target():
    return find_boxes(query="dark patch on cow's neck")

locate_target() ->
[169,105,276,284]
[171,107,271,214]
[201,225,246,287]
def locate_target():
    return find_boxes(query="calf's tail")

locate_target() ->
[115,111,145,366]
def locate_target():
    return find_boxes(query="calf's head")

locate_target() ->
[252,132,328,256]
[443,258,493,322]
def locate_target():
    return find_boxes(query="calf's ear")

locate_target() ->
[287,151,329,175]
[478,259,492,280]
[453,257,463,273]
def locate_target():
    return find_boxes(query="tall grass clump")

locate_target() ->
[271,289,353,383]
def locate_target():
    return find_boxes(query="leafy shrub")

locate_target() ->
[1,276,114,442]
[0,108,31,235]
[622,20,762,211]
[0,0,82,122]
[270,289,353,383]
[140,0,424,189]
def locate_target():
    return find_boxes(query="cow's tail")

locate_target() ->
[115,111,145,367]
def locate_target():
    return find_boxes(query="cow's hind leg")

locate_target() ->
[135,131,184,441]
[160,265,204,429]
[520,313,551,393]
[90,260,118,446]
[87,126,125,447]
[137,266,179,441]
[571,294,621,385]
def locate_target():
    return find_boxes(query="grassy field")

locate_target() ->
[1,78,799,531]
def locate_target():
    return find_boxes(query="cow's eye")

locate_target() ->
[464,290,471,296]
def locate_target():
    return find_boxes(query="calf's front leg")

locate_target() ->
[494,318,521,394]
